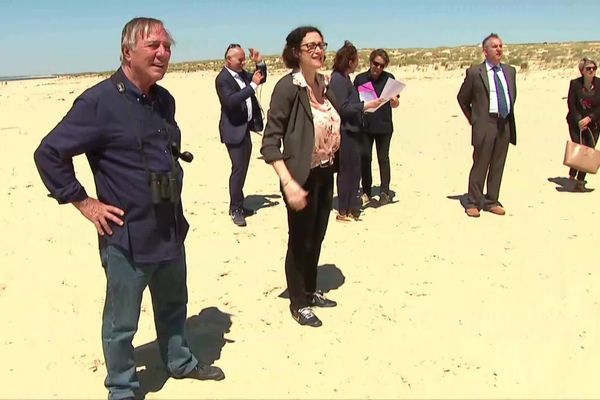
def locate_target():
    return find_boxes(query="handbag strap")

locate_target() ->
[580,127,597,147]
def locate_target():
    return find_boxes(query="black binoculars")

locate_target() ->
[150,171,179,204]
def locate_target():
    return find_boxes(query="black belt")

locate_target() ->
[489,112,508,120]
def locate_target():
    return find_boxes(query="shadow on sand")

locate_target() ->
[446,193,471,210]
[134,307,232,398]
[548,176,594,193]
[244,193,281,216]
[278,263,345,299]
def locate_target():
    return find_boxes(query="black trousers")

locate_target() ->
[467,116,510,209]
[284,166,333,310]
[225,133,252,212]
[336,129,362,213]
[568,123,600,181]
[360,132,392,197]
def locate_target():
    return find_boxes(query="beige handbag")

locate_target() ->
[563,128,600,174]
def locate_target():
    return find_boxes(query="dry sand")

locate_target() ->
[1,65,599,399]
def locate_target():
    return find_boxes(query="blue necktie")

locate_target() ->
[493,66,509,118]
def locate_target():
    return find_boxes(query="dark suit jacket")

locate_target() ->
[215,66,266,145]
[328,70,363,133]
[457,61,517,147]
[260,72,339,186]
[566,76,600,128]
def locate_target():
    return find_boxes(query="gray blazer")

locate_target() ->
[260,72,338,186]
[457,61,517,147]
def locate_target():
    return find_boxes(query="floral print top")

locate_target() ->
[292,71,341,168]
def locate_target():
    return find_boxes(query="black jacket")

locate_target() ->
[353,70,395,134]
[215,65,267,144]
[261,72,339,185]
[329,70,363,133]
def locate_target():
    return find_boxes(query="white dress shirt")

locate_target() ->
[486,60,511,115]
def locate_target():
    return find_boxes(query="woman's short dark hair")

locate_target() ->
[282,26,323,69]
[332,40,358,73]
[369,48,390,66]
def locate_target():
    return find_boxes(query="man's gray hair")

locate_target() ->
[120,17,175,65]
[482,33,501,48]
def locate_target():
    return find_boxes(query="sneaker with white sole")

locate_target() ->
[290,306,322,327]
[308,291,337,308]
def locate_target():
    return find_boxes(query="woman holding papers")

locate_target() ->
[354,49,400,206]
[261,26,340,328]
[329,41,386,222]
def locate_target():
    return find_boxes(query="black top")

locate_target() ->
[353,70,395,134]
[567,76,600,131]
[328,70,363,133]
[33,68,188,263]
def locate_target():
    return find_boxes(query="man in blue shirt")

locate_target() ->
[34,17,224,400]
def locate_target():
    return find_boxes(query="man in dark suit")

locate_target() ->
[215,44,267,226]
[457,33,517,218]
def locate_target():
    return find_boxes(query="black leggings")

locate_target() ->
[284,166,333,310]
[361,132,392,197]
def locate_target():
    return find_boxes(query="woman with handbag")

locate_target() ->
[261,26,340,327]
[566,57,600,191]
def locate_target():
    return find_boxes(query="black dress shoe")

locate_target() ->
[308,291,337,308]
[174,364,225,381]
[290,306,322,327]
[230,209,247,227]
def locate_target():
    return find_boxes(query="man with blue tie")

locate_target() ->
[457,33,517,218]
[215,44,267,226]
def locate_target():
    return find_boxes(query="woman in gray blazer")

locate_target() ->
[261,26,340,328]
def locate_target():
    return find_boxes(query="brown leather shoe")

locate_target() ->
[465,207,480,217]
[486,205,506,215]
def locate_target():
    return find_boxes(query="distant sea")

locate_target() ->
[0,75,57,82]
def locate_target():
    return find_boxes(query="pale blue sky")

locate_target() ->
[0,0,595,76]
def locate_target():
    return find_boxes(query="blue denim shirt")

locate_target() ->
[34,68,189,263]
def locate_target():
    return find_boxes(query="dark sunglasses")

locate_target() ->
[371,60,386,68]
[300,42,328,53]
[224,43,241,58]
[585,66,597,72]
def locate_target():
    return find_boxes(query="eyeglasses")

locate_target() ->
[371,60,386,69]
[224,43,241,58]
[585,66,597,72]
[300,42,328,53]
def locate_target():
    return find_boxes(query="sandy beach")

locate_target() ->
[1,65,599,399]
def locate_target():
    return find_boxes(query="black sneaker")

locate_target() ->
[173,364,225,381]
[290,306,322,327]
[230,209,247,226]
[308,290,337,308]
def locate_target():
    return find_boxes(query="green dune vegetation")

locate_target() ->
[70,41,600,78]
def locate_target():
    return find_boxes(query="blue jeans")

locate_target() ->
[100,245,197,400]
